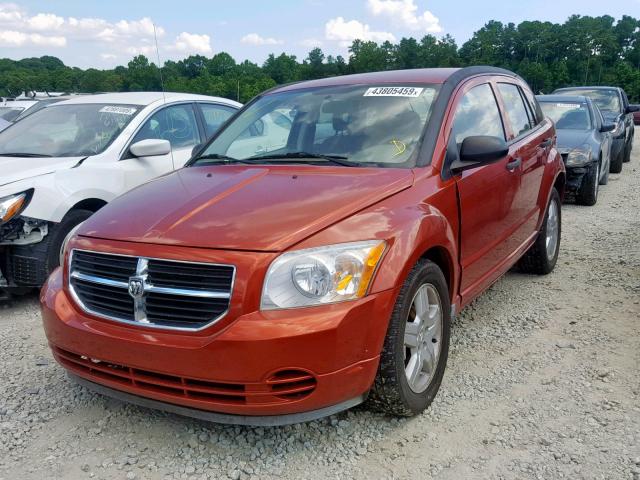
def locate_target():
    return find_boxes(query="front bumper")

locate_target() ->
[41,265,398,421]
[565,164,593,191]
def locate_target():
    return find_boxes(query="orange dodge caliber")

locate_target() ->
[41,67,565,425]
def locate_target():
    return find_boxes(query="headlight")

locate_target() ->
[565,146,592,167]
[0,191,31,224]
[612,121,624,137]
[261,240,387,310]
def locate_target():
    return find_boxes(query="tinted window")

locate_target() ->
[497,83,532,138]
[133,103,199,149]
[539,101,591,130]
[0,106,24,121]
[557,89,621,114]
[199,103,236,138]
[452,83,505,145]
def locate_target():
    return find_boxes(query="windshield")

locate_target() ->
[0,103,141,157]
[558,89,621,114]
[0,106,24,122]
[540,101,591,130]
[192,84,440,168]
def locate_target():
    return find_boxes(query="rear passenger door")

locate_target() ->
[495,82,549,248]
[449,81,521,302]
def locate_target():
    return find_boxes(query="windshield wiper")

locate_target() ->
[0,152,53,157]
[248,152,360,167]
[192,153,255,165]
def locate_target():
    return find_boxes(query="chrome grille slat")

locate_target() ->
[68,249,235,331]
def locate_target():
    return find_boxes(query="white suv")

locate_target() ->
[0,92,241,295]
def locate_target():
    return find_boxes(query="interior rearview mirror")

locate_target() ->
[129,139,171,158]
[601,123,615,133]
[450,135,509,173]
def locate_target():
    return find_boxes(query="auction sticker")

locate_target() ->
[364,86,424,97]
[555,103,582,109]
[99,106,137,115]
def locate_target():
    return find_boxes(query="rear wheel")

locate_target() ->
[518,188,561,275]
[577,162,599,206]
[368,259,450,416]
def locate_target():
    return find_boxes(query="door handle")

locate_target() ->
[539,138,553,148]
[506,157,522,171]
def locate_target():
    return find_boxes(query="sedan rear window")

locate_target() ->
[539,102,591,130]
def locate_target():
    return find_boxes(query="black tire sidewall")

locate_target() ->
[391,261,451,414]
[45,209,93,273]
[541,189,561,270]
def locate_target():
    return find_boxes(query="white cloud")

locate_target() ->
[100,53,117,60]
[325,17,396,47]
[0,29,66,47]
[167,32,212,54]
[367,0,442,33]
[241,33,284,46]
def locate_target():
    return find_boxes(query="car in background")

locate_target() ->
[0,92,241,295]
[0,100,39,122]
[0,118,10,132]
[552,86,638,169]
[632,105,640,125]
[41,67,565,425]
[13,96,82,121]
[537,95,613,206]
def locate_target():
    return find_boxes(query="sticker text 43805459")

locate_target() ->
[364,87,424,98]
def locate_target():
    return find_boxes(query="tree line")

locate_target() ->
[1,14,639,103]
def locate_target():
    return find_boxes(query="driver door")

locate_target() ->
[122,103,201,190]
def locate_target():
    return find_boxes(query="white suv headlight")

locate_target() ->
[0,191,30,224]
[261,240,387,310]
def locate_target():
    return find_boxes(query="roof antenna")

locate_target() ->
[152,22,175,167]
[153,22,166,104]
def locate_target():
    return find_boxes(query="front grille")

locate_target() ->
[53,346,317,406]
[69,249,234,330]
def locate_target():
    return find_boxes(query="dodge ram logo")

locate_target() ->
[128,277,145,299]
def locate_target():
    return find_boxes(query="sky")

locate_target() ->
[0,0,638,68]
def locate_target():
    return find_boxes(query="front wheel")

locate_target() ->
[368,259,450,416]
[577,162,599,206]
[517,188,561,275]
[623,140,632,163]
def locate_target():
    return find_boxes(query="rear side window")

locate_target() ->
[497,83,532,138]
[452,83,505,145]
[199,103,236,138]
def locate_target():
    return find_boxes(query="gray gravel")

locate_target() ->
[1,132,639,480]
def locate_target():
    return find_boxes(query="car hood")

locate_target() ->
[555,130,591,153]
[80,165,414,251]
[0,156,84,187]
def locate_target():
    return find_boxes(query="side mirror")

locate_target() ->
[627,104,640,114]
[129,139,171,158]
[191,143,203,158]
[450,135,509,173]
[600,123,615,133]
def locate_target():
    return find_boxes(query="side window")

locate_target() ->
[452,83,505,146]
[520,87,540,126]
[199,103,236,138]
[497,83,533,138]
[133,104,199,149]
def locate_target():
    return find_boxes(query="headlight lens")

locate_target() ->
[565,146,592,167]
[612,121,624,137]
[0,191,30,224]
[261,240,387,310]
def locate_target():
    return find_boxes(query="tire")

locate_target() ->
[623,140,632,163]
[610,147,623,173]
[518,188,561,275]
[368,259,450,416]
[577,162,599,206]
[599,154,609,186]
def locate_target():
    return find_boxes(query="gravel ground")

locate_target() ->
[1,133,639,480]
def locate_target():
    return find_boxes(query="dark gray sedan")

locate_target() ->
[537,94,614,206]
